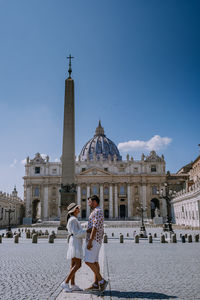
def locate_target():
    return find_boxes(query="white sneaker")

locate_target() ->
[64,283,72,292]
[70,284,83,291]
[60,281,68,289]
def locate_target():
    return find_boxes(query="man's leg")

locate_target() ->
[94,262,100,285]
[85,262,103,282]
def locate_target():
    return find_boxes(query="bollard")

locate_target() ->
[52,231,56,238]
[14,234,19,243]
[194,234,199,242]
[148,235,153,243]
[18,232,21,237]
[160,234,165,243]
[26,232,31,239]
[49,234,54,243]
[45,230,49,236]
[0,235,2,243]
[154,233,157,238]
[111,233,114,237]
[32,233,38,244]
[135,235,139,243]
[188,234,192,243]
[185,234,188,239]
[165,233,168,239]
[103,234,108,243]
[171,234,177,243]
[119,234,124,243]
[180,233,182,238]
[127,233,129,237]
[181,236,185,243]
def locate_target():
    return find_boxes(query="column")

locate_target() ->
[26,186,32,218]
[127,184,131,218]
[114,184,118,218]
[43,186,49,220]
[100,185,104,212]
[109,184,113,219]
[57,187,61,217]
[86,185,90,218]
[77,185,81,206]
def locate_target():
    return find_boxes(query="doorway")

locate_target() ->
[120,205,126,219]
[151,198,160,219]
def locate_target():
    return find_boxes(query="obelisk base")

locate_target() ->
[58,191,76,232]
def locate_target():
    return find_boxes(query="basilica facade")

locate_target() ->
[23,122,172,223]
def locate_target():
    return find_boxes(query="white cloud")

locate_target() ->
[21,158,26,165]
[118,135,172,152]
[10,159,17,168]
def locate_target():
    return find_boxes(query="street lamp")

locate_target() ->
[5,206,15,232]
[137,203,147,238]
[157,183,175,233]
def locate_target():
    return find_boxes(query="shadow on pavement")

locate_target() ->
[104,290,177,299]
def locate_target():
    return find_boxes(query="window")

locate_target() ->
[182,206,184,212]
[82,188,86,195]
[104,199,108,202]
[134,167,138,173]
[82,168,86,172]
[82,199,86,202]
[104,168,108,172]
[34,187,39,197]
[92,186,98,195]
[120,186,125,195]
[52,168,57,174]
[104,187,109,195]
[151,165,157,172]
[152,186,157,195]
[35,167,40,174]
[120,199,125,202]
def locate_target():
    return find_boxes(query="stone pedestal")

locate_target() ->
[58,187,76,230]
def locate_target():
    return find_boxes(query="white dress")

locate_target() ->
[67,216,86,259]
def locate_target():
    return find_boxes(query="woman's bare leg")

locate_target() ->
[65,258,82,285]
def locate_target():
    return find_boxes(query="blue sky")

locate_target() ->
[0,0,199,198]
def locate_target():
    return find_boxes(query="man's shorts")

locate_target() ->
[84,240,102,263]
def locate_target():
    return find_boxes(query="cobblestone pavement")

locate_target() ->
[0,238,70,300]
[103,239,200,300]
[0,227,200,300]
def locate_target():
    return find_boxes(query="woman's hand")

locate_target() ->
[87,239,93,250]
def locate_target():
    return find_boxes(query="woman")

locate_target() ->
[60,203,86,292]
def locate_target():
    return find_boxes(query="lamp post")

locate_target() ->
[157,183,175,232]
[5,207,15,232]
[137,203,147,238]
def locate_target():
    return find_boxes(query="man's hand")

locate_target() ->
[87,239,93,250]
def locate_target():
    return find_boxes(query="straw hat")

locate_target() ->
[67,203,80,214]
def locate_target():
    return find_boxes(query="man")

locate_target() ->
[84,195,108,292]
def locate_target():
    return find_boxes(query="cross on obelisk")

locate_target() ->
[67,54,74,78]
[58,54,76,232]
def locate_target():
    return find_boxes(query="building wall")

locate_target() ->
[0,189,24,228]
[172,155,200,228]
[23,151,170,222]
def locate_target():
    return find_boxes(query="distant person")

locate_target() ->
[84,195,108,292]
[60,203,87,292]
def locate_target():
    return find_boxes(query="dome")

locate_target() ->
[79,121,122,162]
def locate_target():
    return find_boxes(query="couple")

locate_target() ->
[60,194,108,293]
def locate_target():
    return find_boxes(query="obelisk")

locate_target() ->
[58,55,76,230]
